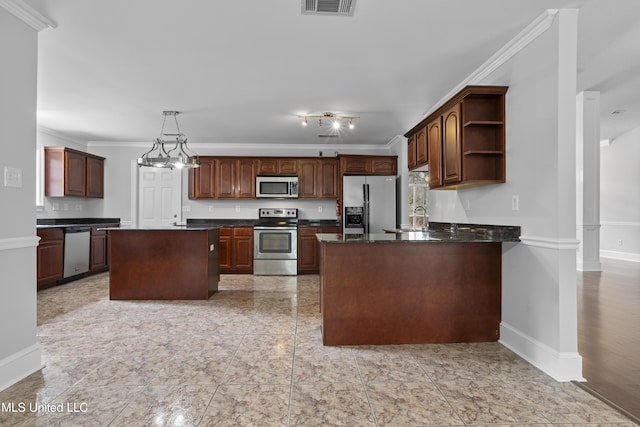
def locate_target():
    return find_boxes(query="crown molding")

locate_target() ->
[421,9,559,119]
[37,126,87,147]
[0,0,56,31]
[88,140,393,152]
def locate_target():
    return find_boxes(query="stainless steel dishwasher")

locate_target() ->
[63,226,90,279]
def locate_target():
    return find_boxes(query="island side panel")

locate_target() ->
[207,228,220,297]
[319,241,502,345]
[110,229,216,300]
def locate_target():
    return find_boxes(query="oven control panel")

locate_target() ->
[258,208,298,219]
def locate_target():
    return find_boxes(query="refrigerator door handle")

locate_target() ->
[363,183,370,234]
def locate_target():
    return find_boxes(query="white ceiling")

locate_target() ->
[21,0,640,147]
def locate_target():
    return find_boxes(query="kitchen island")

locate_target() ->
[106,226,220,300]
[316,224,520,345]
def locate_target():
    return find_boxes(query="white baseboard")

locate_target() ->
[0,343,43,392]
[500,322,584,382]
[600,250,640,263]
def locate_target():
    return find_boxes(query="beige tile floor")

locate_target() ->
[1,273,637,426]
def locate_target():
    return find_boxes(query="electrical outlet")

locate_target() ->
[182,205,191,212]
[511,195,519,211]
[618,239,623,246]
[208,206,214,213]
[235,205,241,213]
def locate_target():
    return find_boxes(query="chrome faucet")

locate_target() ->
[414,206,428,231]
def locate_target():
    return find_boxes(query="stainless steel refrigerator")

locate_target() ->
[342,175,396,234]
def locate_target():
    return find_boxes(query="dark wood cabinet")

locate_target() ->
[318,159,339,199]
[37,228,64,290]
[405,85,507,189]
[407,134,417,169]
[45,147,105,198]
[416,127,428,166]
[298,226,340,273]
[427,116,443,188]
[443,103,462,185]
[257,158,298,175]
[190,157,256,199]
[298,158,340,199]
[219,227,253,273]
[188,157,216,199]
[339,155,397,176]
[89,223,118,273]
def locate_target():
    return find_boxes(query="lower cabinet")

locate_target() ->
[37,228,64,290]
[219,227,254,273]
[298,226,340,273]
[89,224,119,273]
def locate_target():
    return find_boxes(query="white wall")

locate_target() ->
[37,130,104,219]
[0,9,42,391]
[89,143,396,225]
[426,10,582,380]
[600,126,640,262]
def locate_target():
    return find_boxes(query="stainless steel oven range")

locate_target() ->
[253,208,298,275]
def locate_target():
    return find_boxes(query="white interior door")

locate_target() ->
[138,167,182,227]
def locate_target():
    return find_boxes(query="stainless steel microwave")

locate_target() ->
[256,176,298,198]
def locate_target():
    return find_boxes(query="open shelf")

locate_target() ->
[463,120,503,127]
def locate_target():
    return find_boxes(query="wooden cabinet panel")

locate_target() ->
[65,150,86,196]
[90,232,108,272]
[407,134,417,169]
[298,159,317,198]
[340,155,397,176]
[257,158,298,175]
[236,159,257,198]
[443,103,462,184]
[340,155,371,174]
[216,158,235,198]
[416,127,428,166]
[318,159,339,199]
[233,228,254,272]
[219,227,253,273]
[427,116,443,188]
[86,155,104,198]
[189,157,216,199]
[45,147,105,198]
[37,228,64,290]
[219,228,232,270]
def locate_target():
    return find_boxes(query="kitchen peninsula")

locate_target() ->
[317,223,520,345]
[107,226,220,300]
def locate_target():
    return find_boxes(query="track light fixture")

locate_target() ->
[298,112,359,130]
[137,111,199,169]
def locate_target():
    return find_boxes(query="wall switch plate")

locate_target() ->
[511,195,519,211]
[4,166,23,188]
[318,206,323,213]
[235,205,241,212]
[208,206,214,213]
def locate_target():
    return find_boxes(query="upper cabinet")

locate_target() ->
[405,85,507,190]
[257,158,298,175]
[44,147,105,198]
[339,155,397,176]
[189,157,257,199]
[298,158,339,199]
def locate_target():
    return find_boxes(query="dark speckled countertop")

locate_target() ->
[37,218,120,229]
[186,218,340,228]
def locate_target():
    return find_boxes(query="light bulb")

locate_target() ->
[332,120,340,129]
[348,120,354,129]
[302,117,308,126]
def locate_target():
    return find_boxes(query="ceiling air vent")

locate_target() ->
[302,0,356,16]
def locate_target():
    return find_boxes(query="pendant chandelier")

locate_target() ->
[137,111,200,169]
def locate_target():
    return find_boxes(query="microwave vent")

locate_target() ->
[302,0,356,16]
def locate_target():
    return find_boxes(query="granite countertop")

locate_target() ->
[37,218,120,229]
[186,218,340,227]
[100,225,219,231]
[317,222,520,243]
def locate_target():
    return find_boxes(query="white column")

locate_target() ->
[576,91,601,271]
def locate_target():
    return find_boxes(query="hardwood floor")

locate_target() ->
[578,257,640,420]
